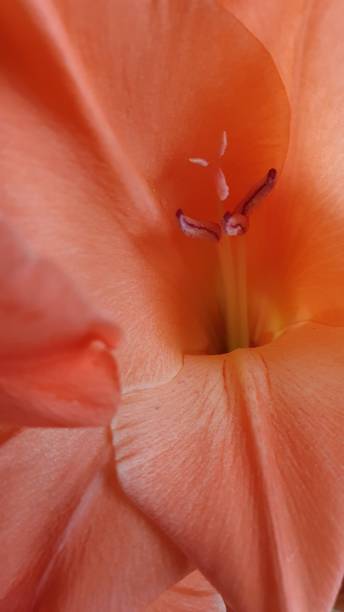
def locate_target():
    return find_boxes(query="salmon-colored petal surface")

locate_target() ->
[114,323,344,612]
[0,0,289,387]
[0,217,118,427]
[147,571,225,612]
[0,427,189,611]
[221,0,302,92]
[222,0,344,341]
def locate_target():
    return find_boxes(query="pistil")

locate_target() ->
[220,168,277,350]
[177,133,277,352]
[218,235,246,350]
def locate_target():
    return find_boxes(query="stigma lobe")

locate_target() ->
[176,209,221,241]
[216,168,230,202]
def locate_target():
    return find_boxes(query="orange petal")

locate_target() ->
[0,427,189,610]
[114,323,344,611]
[223,1,344,337]
[147,571,225,612]
[0,217,119,427]
[220,1,301,93]
[0,1,289,388]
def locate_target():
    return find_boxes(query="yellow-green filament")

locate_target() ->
[218,235,250,351]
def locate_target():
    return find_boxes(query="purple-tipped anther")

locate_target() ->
[223,211,249,237]
[235,167,278,216]
[266,168,277,184]
[176,209,221,241]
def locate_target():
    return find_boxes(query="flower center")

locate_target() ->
[177,132,277,351]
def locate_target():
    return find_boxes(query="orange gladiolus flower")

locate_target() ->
[0,0,343,611]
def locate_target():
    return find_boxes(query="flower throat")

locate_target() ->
[176,131,277,352]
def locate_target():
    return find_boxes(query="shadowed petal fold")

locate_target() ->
[114,323,344,612]
[147,571,226,612]
[0,428,189,611]
[0,218,119,427]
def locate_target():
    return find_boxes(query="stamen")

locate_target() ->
[176,209,221,241]
[219,130,228,157]
[216,168,230,202]
[222,212,249,236]
[236,168,277,216]
[222,168,277,237]
[189,157,209,167]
